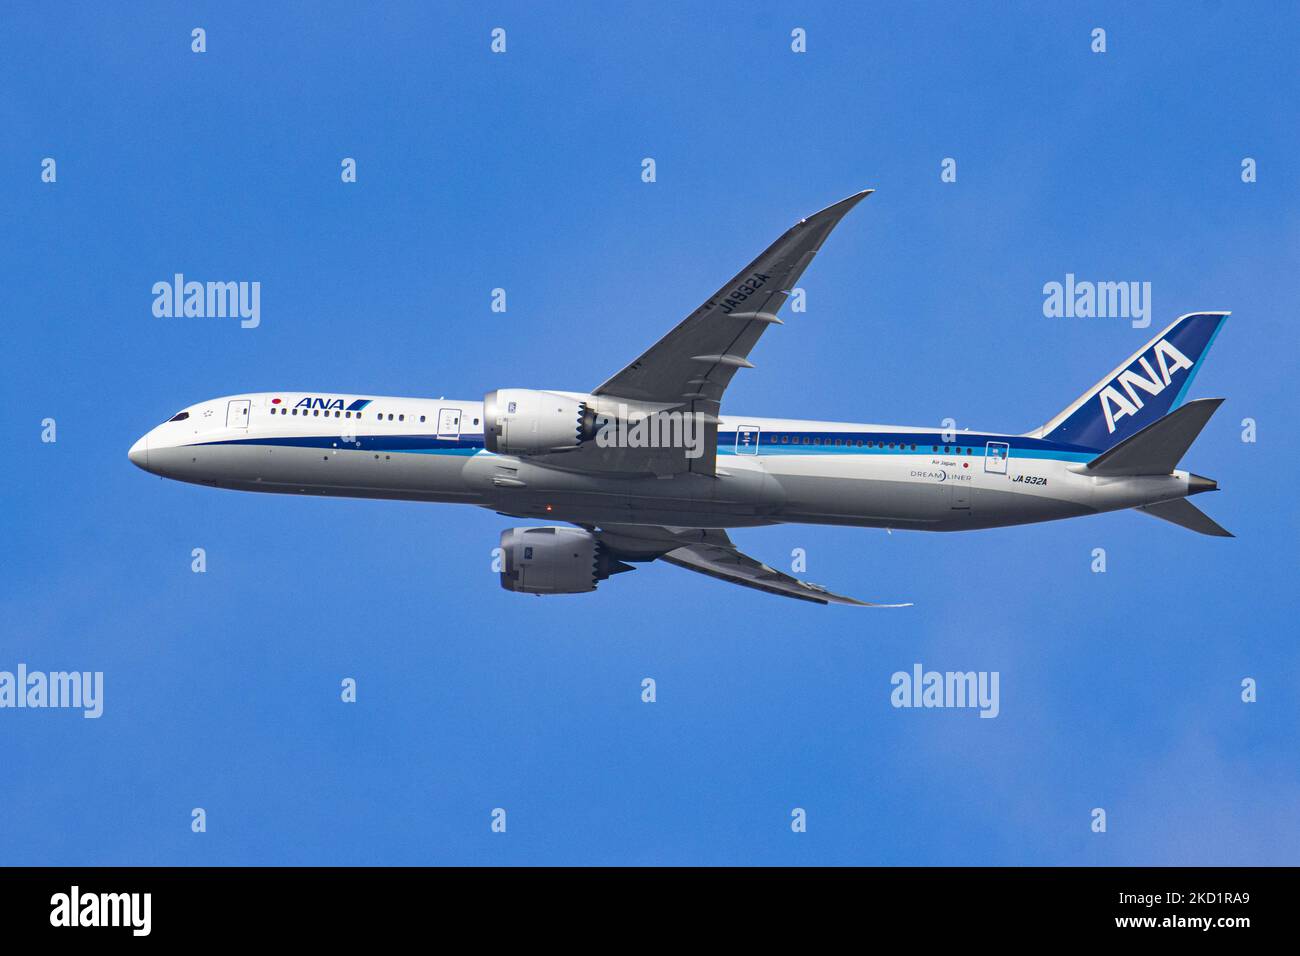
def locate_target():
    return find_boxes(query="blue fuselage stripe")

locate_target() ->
[197,430,1099,463]
[199,434,486,453]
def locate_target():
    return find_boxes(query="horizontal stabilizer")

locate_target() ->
[1138,498,1233,537]
[1086,398,1223,476]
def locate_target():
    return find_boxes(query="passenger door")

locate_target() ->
[984,441,1010,475]
[437,407,461,440]
[226,399,250,429]
[735,425,760,455]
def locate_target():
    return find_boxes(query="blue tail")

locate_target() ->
[1033,312,1228,451]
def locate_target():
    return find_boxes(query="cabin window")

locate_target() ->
[312,410,319,416]
[420,415,426,423]
[388,414,394,421]
[399,414,405,422]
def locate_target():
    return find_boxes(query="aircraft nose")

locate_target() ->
[128,434,150,471]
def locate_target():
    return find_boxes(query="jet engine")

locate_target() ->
[483,388,599,456]
[497,526,634,595]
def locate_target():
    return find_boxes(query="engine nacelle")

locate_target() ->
[498,526,633,595]
[484,388,598,456]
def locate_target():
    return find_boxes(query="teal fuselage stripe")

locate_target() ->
[728,445,1095,462]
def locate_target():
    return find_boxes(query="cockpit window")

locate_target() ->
[168,411,189,422]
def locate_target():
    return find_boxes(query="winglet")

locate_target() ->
[792,190,874,252]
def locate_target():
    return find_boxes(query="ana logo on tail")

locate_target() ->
[1098,339,1193,434]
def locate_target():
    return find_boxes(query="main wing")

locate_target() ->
[591,524,909,607]
[594,190,871,405]
[571,190,872,476]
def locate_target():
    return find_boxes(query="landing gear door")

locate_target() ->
[984,441,1009,475]
[226,399,250,429]
[437,408,461,440]
[735,425,760,455]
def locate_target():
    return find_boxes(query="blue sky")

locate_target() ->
[2,2,1297,865]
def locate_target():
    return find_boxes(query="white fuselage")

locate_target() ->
[129,392,1202,533]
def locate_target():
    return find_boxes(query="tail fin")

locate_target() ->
[1086,398,1223,476]
[1031,312,1228,450]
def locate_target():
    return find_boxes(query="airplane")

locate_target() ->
[128,190,1231,606]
